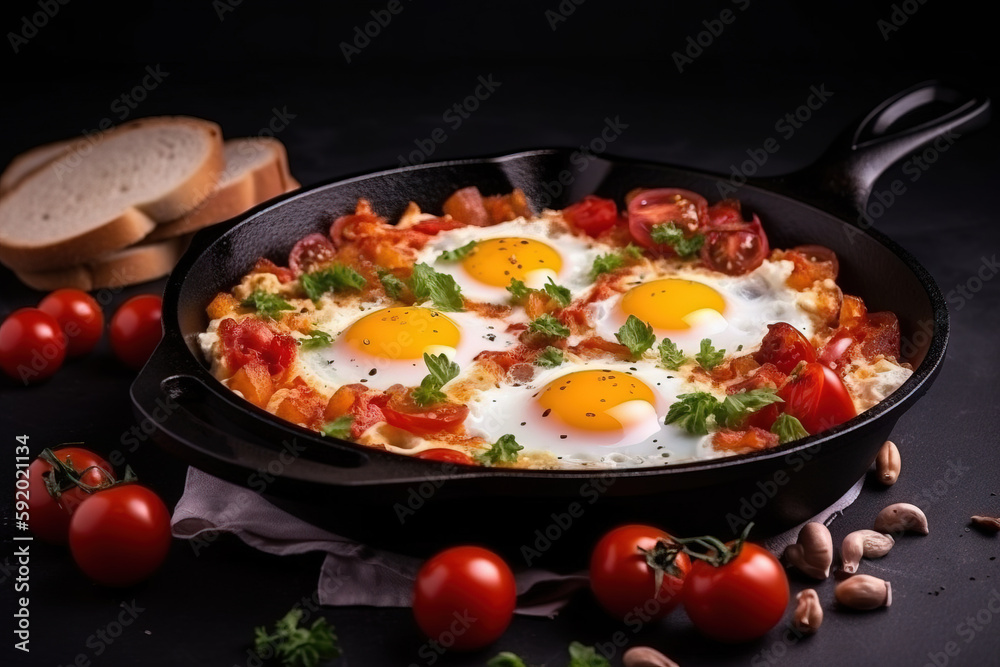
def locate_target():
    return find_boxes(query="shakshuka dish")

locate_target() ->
[198,187,911,469]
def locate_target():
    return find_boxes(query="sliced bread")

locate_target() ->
[0,139,73,194]
[146,137,296,241]
[0,116,223,273]
[14,237,190,292]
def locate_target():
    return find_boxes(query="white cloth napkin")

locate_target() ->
[171,467,863,618]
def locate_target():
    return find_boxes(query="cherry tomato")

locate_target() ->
[779,362,857,434]
[563,195,619,237]
[684,542,789,642]
[818,329,857,372]
[382,389,470,436]
[412,546,516,651]
[289,233,337,275]
[38,289,104,357]
[627,188,708,252]
[754,322,817,375]
[589,525,691,621]
[69,484,172,587]
[217,317,297,376]
[415,449,475,465]
[109,295,162,371]
[705,199,745,228]
[27,447,115,545]
[0,308,66,383]
[700,215,770,275]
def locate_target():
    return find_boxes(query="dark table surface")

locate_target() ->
[2,7,1000,664]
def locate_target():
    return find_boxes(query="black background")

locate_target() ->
[2,1,999,666]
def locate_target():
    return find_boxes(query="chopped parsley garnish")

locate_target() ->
[664,392,720,435]
[567,642,610,667]
[300,264,366,302]
[253,608,340,667]
[714,388,783,429]
[536,346,565,368]
[412,352,460,406]
[298,330,333,349]
[771,413,810,443]
[411,263,464,312]
[658,338,686,370]
[622,243,645,259]
[650,222,706,258]
[320,415,354,439]
[528,313,571,338]
[240,289,294,320]
[615,315,656,359]
[437,240,477,262]
[542,277,572,307]
[377,269,405,300]
[590,252,625,279]
[695,338,725,370]
[506,278,532,300]
[477,434,523,465]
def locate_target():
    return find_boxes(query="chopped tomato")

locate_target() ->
[728,362,787,394]
[410,218,468,235]
[705,199,745,228]
[563,195,619,237]
[820,310,901,372]
[754,322,816,374]
[860,311,900,361]
[217,318,297,376]
[779,362,857,434]
[712,427,780,452]
[324,383,389,438]
[415,449,475,465]
[228,360,274,408]
[382,387,470,436]
[252,258,295,283]
[776,247,839,290]
[274,383,326,428]
[330,199,385,245]
[627,188,708,253]
[206,293,239,320]
[289,233,337,275]
[839,295,867,329]
[483,189,532,224]
[476,345,541,374]
[818,329,858,372]
[700,215,770,275]
[793,245,839,278]
[569,336,632,360]
[443,186,490,226]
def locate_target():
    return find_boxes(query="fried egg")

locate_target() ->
[413,217,605,302]
[590,260,816,357]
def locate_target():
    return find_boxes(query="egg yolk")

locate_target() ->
[621,278,726,331]
[536,369,657,432]
[461,237,563,287]
[343,307,460,359]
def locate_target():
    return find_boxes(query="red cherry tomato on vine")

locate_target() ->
[412,546,516,651]
[27,447,115,545]
[683,541,789,642]
[0,308,66,383]
[779,361,857,434]
[109,295,163,371]
[414,448,475,465]
[38,288,104,357]
[69,484,172,587]
[589,525,691,620]
[563,195,619,237]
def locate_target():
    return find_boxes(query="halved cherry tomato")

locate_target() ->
[0,308,66,383]
[412,546,516,651]
[563,195,619,237]
[109,295,162,371]
[442,186,490,226]
[217,318,296,377]
[382,387,470,436]
[818,329,857,372]
[705,199,745,228]
[589,525,691,621]
[754,322,816,374]
[779,361,857,434]
[627,188,708,253]
[700,215,770,275]
[684,541,789,642]
[289,233,337,275]
[38,289,104,357]
[27,447,115,545]
[415,449,475,465]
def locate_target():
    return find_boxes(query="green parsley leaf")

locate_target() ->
[253,608,340,667]
[298,330,333,350]
[320,415,354,439]
[437,240,477,262]
[536,346,565,368]
[567,642,610,667]
[665,392,721,435]
[590,252,625,279]
[506,278,533,301]
[622,243,644,259]
[300,265,366,302]
[650,222,706,259]
[695,338,725,370]
[241,289,294,321]
[487,653,528,667]
[714,388,784,429]
[477,434,523,465]
[411,263,464,312]
[658,338,686,370]
[542,277,572,307]
[377,269,405,300]
[412,352,460,407]
[528,313,571,338]
[771,413,810,444]
[615,314,656,359]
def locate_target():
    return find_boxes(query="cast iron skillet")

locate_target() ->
[133,83,989,561]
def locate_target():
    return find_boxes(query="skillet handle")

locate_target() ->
[764,81,990,221]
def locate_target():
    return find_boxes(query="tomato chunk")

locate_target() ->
[778,362,857,434]
[252,258,295,283]
[228,360,274,408]
[410,218,468,235]
[442,186,490,226]
[754,322,816,374]
[415,449,475,465]
[712,427,780,452]
[324,384,389,438]
[563,195,619,237]
[218,318,297,376]
[483,189,532,224]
